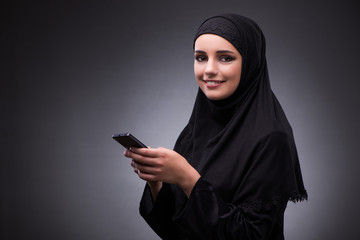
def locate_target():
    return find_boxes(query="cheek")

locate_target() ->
[194,63,204,79]
[227,64,242,83]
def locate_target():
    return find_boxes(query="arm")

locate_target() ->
[174,132,296,239]
[139,183,177,239]
[125,147,201,238]
[173,178,286,240]
[125,132,296,239]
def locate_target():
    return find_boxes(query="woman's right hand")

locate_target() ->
[125,146,200,198]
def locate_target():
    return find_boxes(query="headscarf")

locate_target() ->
[173,14,307,209]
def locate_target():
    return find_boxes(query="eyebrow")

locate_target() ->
[194,50,236,54]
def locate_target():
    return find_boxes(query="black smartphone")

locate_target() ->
[112,133,147,149]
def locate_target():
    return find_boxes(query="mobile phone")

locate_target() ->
[112,133,147,149]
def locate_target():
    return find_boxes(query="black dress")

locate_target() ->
[139,14,307,240]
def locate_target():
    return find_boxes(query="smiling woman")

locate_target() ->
[194,34,243,100]
[124,13,307,240]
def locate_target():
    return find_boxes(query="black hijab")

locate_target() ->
[174,14,307,208]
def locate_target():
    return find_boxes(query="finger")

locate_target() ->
[132,160,154,173]
[136,164,160,175]
[129,153,159,166]
[130,147,159,158]
[124,149,133,158]
[130,160,138,174]
[137,170,157,182]
[125,149,145,162]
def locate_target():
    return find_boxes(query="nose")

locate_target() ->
[204,58,218,76]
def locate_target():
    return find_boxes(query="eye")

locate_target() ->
[195,54,207,62]
[219,55,235,62]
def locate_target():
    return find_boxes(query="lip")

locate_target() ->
[203,80,225,88]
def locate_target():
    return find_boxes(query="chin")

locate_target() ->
[200,87,231,100]
[204,93,227,101]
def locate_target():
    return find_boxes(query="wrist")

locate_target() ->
[147,181,162,190]
[147,181,163,201]
[178,166,200,197]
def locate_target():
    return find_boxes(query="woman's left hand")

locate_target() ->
[124,147,200,196]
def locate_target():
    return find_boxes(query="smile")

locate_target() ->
[204,80,225,88]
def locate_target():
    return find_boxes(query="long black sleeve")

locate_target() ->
[139,132,297,239]
[140,178,286,240]
[173,178,286,239]
[139,183,178,239]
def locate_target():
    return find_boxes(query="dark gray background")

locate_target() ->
[1,0,359,239]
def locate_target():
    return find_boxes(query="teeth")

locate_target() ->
[206,81,222,86]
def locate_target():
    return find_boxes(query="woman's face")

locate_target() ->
[194,34,242,100]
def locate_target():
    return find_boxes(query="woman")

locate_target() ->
[124,14,307,239]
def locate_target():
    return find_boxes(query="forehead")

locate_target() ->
[194,34,239,54]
